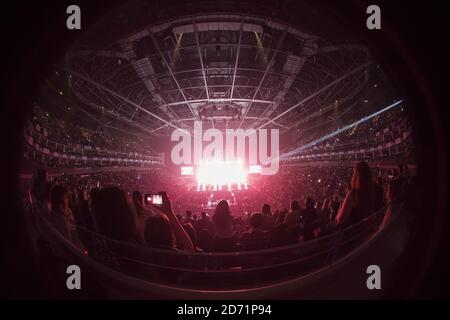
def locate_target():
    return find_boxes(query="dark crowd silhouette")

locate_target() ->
[26,162,415,254]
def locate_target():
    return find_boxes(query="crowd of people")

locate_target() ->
[27,162,414,255]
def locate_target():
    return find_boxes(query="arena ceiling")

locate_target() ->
[59,1,391,141]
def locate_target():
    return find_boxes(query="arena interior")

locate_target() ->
[17,0,423,299]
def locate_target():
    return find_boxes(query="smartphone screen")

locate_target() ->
[151,194,163,205]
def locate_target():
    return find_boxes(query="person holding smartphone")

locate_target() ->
[143,192,195,252]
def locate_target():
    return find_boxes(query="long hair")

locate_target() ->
[144,214,176,248]
[351,162,374,215]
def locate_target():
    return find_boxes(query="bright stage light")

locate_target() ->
[196,159,248,191]
[181,166,194,175]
